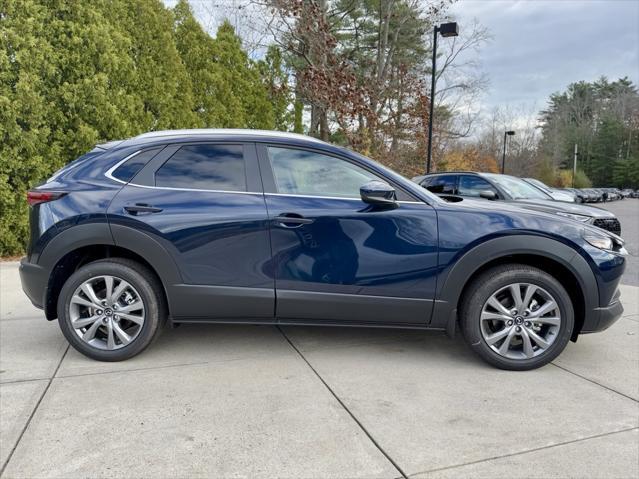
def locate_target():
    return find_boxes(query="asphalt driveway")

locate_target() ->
[1,201,638,478]
[600,199,639,286]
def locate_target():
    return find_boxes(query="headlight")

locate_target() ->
[557,212,591,222]
[583,231,613,251]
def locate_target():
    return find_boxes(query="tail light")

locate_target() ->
[26,190,67,206]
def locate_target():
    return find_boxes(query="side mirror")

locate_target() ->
[479,190,497,200]
[360,181,397,207]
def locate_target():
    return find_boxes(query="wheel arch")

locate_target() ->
[40,224,181,320]
[432,235,598,341]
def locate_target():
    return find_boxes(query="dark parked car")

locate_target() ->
[620,189,633,198]
[20,130,626,370]
[584,188,603,202]
[561,188,586,203]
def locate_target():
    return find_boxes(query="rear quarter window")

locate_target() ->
[111,147,163,182]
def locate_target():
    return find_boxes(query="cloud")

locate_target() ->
[449,0,639,111]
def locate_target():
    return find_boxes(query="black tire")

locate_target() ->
[57,258,166,361]
[459,264,574,371]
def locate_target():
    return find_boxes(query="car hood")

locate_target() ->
[508,199,614,218]
[548,191,575,202]
[440,196,622,238]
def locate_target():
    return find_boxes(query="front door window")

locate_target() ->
[268,146,380,198]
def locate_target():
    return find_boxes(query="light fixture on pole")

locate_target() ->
[501,130,515,174]
[425,21,459,174]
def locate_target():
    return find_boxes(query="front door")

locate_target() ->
[107,142,273,321]
[258,144,439,325]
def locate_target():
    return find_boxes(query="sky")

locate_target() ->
[448,0,639,112]
[171,0,639,121]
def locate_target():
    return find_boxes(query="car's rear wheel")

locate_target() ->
[460,264,574,370]
[58,258,165,361]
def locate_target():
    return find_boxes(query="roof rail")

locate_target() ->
[134,128,326,144]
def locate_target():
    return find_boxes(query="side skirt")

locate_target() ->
[171,316,446,331]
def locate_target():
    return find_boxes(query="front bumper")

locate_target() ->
[581,289,624,334]
[19,257,47,310]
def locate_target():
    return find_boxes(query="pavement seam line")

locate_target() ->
[51,347,302,380]
[550,362,638,403]
[277,326,409,479]
[54,359,212,379]
[0,345,70,477]
[409,426,639,477]
[0,377,54,386]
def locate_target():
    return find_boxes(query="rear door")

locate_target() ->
[107,142,274,321]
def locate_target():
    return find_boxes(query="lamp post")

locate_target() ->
[426,21,459,174]
[501,130,515,174]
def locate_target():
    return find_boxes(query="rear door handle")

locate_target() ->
[124,204,163,215]
[274,213,314,228]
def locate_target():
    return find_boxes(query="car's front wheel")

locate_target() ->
[57,258,166,361]
[460,264,574,370]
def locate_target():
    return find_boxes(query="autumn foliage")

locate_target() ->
[438,147,499,173]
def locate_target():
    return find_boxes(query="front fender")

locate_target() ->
[430,234,599,333]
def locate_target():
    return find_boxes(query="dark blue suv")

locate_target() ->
[19,130,627,370]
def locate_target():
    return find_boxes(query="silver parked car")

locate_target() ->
[522,178,576,202]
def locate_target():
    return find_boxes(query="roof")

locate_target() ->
[133,129,327,144]
[424,171,484,176]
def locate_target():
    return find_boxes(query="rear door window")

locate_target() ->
[155,144,247,191]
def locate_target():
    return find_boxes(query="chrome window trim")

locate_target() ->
[264,192,424,204]
[103,181,424,203]
[126,182,261,195]
[104,150,142,185]
[104,151,423,203]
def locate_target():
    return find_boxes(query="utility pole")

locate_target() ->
[426,27,438,175]
[572,143,578,188]
[501,131,515,174]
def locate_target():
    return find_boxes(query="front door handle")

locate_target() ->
[124,203,163,215]
[274,213,314,228]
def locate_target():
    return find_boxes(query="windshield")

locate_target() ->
[484,174,552,200]
[525,178,551,193]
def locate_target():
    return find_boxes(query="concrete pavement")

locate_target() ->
[1,261,637,478]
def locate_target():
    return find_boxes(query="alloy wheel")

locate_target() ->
[480,282,561,360]
[69,275,145,350]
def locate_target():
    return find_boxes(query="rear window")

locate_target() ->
[112,147,163,182]
[47,150,103,182]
